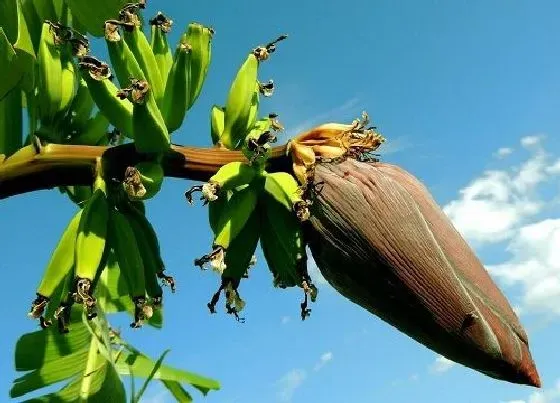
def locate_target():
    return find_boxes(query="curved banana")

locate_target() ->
[263,171,310,221]
[123,79,170,154]
[219,52,258,150]
[37,22,62,124]
[104,21,146,88]
[220,35,286,150]
[66,77,95,134]
[60,185,93,207]
[210,105,225,145]
[122,19,165,107]
[109,207,149,328]
[160,34,191,133]
[123,160,164,201]
[195,184,259,274]
[73,178,109,320]
[79,58,134,139]
[185,161,258,204]
[121,202,165,307]
[185,22,213,110]
[57,43,78,120]
[149,12,173,85]
[259,176,317,319]
[28,208,83,323]
[71,111,110,145]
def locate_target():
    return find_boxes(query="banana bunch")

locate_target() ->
[28,171,175,332]
[187,161,317,321]
[35,21,89,134]
[218,35,286,150]
[28,175,109,329]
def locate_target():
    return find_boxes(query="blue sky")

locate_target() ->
[2,0,560,402]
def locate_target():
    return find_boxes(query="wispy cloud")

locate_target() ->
[286,97,361,137]
[444,134,560,319]
[281,315,291,325]
[430,355,455,374]
[521,134,545,148]
[494,147,514,159]
[313,352,333,372]
[443,135,557,245]
[276,369,307,403]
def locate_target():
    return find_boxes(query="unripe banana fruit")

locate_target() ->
[123,160,164,201]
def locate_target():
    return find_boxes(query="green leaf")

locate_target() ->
[115,350,221,396]
[133,350,170,403]
[10,349,88,398]
[161,380,193,403]
[14,309,91,371]
[21,360,126,403]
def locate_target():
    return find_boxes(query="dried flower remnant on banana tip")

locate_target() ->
[286,111,385,188]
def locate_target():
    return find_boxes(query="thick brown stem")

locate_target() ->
[0,143,291,199]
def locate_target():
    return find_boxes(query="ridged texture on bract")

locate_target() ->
[305,159,540,388]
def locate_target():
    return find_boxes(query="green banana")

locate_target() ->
[121,202,164,307]
[263,171,310,221]
[259,177,317,318]
[149,12,173,86]
[73,178,109,319]
[60,185,93,207]
[210,105,224,145]
[185,161,258,204]
[195,184,259,274]
[104,21,145,88]
[28,208,82,323]
[56,42,78,120]
[109,207,149,328]
[70,111,110,145]
[120,78,170,154]
[79,58,134,139]
[122,21,165,107]
[220,35,286,150]
[0,86,22,158]
[185,22,213,110]
[220,52,258,150]
[36,21,62,124]
[66,77,95,134]
[125,200,175,291]
[160,34,190,133]
[123,160,164,200]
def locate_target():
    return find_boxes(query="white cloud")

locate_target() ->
[430,355,455,374]
[281,316,291,325]
[443,147,557,244]
[313,352,333,371]
[495,147,514,158]
[506,378,560,403]
[521,135,544,148]
[276,369,307,403]
[487,219,560,316]
[546,159,560,174]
